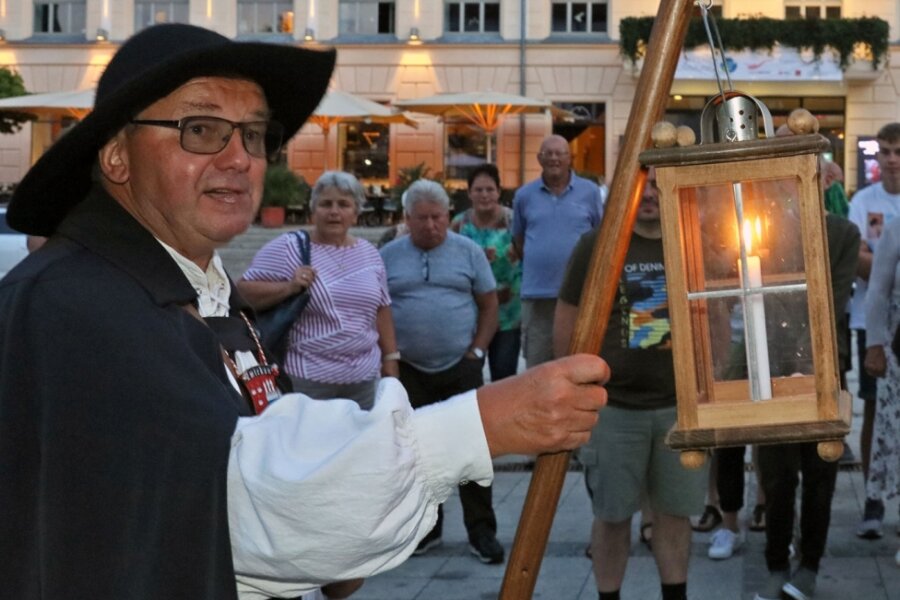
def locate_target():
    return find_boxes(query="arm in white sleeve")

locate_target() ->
[228,377,493,599]
[865,222,900,347]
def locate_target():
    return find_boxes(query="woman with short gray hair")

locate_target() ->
[239,170,399,409]
[311,170,367,212]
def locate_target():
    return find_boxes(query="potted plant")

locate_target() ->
[260,165,307,228]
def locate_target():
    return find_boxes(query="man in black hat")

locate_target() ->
[0,24,610,600]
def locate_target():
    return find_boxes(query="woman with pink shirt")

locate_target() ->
[238,171,399,409]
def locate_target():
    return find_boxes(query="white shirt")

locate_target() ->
[166,247,495,599]
[848,182,900,329]
[865,216,900,347]
[231,380,491,599]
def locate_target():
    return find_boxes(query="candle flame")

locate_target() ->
[741,216,764,255]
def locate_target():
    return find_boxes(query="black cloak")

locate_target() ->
[0,188,260,598]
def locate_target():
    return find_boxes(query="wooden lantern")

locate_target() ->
[641,132,851,468]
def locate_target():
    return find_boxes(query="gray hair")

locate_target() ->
[403,179,449,215]
[311,171,367,212]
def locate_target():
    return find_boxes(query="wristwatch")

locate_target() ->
[469,347,485,360]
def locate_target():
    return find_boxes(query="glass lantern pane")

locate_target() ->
[677,176,814,405]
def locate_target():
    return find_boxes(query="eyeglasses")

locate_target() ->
[421,252,430,282]
[130,116,284,160]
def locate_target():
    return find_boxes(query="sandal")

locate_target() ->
[640,522,653,551]
[692,505,723,532]
[750,504,766,532]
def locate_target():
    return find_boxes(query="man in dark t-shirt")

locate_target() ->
[553,168,706,600]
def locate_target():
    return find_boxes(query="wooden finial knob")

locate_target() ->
[651,121,677,148]
[787,108,819,135]
[675,125,696,147]
[680,450,707,470]
[817,440,843,462]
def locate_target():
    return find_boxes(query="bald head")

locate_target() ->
[537,134,572,188]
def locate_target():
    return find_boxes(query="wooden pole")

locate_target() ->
[499,2,695,597]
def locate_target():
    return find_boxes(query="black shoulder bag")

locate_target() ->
[255,230,311,363]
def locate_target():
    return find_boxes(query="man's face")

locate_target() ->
[406,199,449,251]
[107,77,269,261]
[537,138,571,181]
[876,137,900,191]
[636,169,660,223]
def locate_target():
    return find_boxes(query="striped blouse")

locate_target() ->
[242,234,391,384]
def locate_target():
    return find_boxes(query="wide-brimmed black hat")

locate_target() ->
[7,23,336,235]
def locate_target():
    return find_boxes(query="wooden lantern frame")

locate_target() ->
[641,134,852,465]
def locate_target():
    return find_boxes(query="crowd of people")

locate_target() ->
[1,21,899,600]
[238,119,899,600]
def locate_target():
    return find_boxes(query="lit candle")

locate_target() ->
[738,217,772,400]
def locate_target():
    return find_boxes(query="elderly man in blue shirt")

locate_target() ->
[380,179,504,565]
[512,134,605,368]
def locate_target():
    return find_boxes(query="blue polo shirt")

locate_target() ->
[380,232,496,373]
[511,172,604,299]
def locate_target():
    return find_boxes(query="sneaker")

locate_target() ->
[856,498,884,539]
[783,566,817,600]
[412,530,442,556]
[708,528,741,560]
[754,570,789,600]
[469,531,504,564]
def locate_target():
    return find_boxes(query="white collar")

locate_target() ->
[157,240,232,318]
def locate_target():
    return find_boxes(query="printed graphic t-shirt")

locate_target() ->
[559,229,675,410]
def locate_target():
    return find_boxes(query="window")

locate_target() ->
[237,1,294,34]
[33,1,86,34]
[551,2,608,34]
[341,122,390,181]
[134,1,188,30]
[339,1,395,35]
[785,1,841,19]
[446,1,499,33]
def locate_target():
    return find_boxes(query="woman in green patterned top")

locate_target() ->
[451,164,522,381]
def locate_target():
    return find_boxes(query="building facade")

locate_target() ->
[0,0,898,193]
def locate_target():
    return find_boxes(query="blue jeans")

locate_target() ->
[488,328,521,381]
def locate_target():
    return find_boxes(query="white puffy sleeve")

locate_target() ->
[228,377,493,599]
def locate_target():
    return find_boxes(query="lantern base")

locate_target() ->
[666,391,851,452]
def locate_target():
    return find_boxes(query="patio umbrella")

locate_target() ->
[309,90,417,169]
[393,91,560,163]
[0,88,95,120]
